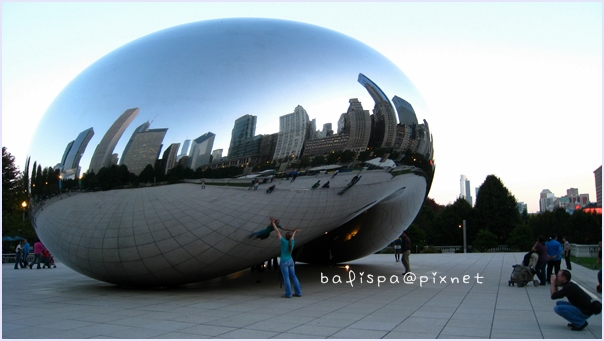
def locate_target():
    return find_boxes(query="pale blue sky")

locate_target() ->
[2,2,602,213]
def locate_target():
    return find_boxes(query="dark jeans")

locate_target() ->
[564,251,572,269]
[547,260,561,281]
[21,253,29,267]
[536,261,547,285]
[14,252,22,269]
[30,254,42,268]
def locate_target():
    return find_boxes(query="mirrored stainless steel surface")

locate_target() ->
[28,18,434,287]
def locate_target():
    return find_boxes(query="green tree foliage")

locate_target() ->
[506,224,535,251]
[2,147,22,215]
[527,208,601,244]
[410,197,444,245]
[431,197,473,246]
[311,155,325,167]
[405,224,426,252]
[473,175,521,244]
[472,229,499,252]
[2,147,35,241]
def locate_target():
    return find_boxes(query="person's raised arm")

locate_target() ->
[292,229,300,239]
[271,218,282,239]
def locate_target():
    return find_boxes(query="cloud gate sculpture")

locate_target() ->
[27,18,435,287]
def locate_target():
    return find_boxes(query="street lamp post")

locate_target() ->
[462,220,467,253]
[21,201,27,221]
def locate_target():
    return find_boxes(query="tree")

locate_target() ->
[2,147,22,215]
[506,224,534,251]
[472,229,499,252]
[473,175,521,244]
[405,224,426,252]
[431,197,473,246]
[2,147,34,240]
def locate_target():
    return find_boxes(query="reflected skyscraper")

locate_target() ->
[89,108,140,173]
[273,105,309,160]
[228,115,256,159]
[160,143,180,175]
[339,98,371,152]
[119,123,168,175]
[60,127,94,179]
[178,139,190,161]
[357,74,397,149]
[188,132,215,170]
[392,96,418,126]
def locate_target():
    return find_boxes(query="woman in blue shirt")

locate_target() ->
[271,217,302,298]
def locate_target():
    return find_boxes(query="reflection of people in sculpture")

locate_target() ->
[311,180,321,189]
[322,181,330,188]
[248,217,295,240]
[266,185,276,193]
[271,216,302,298]
[337,174,362,195]
[331,170,339,179]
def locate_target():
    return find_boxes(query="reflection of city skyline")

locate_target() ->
[56,73,432,179]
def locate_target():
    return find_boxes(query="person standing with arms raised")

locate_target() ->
[270,217,302,298]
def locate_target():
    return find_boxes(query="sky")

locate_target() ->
[2,2,602,213]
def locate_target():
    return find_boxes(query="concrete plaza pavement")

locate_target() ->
[2,252,602,339]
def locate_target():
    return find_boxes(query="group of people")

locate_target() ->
[528,234,602,331]
[13,239,52,269]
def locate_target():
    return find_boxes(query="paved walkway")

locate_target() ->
[2,253,601,339]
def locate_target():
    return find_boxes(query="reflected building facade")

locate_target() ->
[119,122,168,176]
[273,105,309,160]
[160,143,180,175]
[358,74,397,149]
[188,132,215,170]
[228,115,257,159]
[89,108,139,173]
[59,127,94,180]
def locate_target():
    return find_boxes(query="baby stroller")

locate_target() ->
[41,249,56,268]
[509,251,539,287]
[509,265,538,287]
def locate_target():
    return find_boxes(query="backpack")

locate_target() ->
[591,300,602,315]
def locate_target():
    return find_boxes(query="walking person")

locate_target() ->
[532,236,549,285]
[270,217,302,298]
[546,234,563,284]
[29,240,44,269]
[562,236,572,270]
[21,239,30,268]
[14,241,23,269]
[393,237,402,262]
[597,241,602,293]
[401,231,411,275]
[201,180,205,189]
[550,270,595,331]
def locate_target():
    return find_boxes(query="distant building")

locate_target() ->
[392,95,418,126]
[539,189,555,212]
[303,134,349,157]
[188,132,215,170]
[228,115,256,159]
[60,127,94,180]
[160,143,180,175]
[89,108,139,173]
[211,149,223,163]
[119,122,168,176]
[357,73,397,149]
[178,139,190,161]
[595,165,602,206]
[460,175,472,206]
[273,105,309,161]
[339,98,371,152]
[516,202,527,214]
